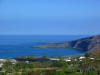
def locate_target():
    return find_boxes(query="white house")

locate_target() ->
[0,63,3,67]
[25,61,29,63]
[74,59,77,61]
[90,58,95,60]
[64,59,71,62]
[79,56,85,60]
[50,58,60,61]
[0,59,7,63]
[80,60,82,61]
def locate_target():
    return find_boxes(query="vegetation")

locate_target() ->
[0,49,100,75]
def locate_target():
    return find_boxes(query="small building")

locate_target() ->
[64,59,71,62]
[79,56,85,60]
[9,59,17,64]
[49,58,60,61]
[74,59,77,61]
[0,63,3,67]
[90,58,95,60]
[25,61,29,63]
[0,59,7,63]
[80,60,82,61]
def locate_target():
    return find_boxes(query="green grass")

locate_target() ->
[68,72,81,75]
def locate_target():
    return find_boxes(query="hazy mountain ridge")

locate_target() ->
[34,34,100,51]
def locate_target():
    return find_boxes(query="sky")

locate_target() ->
[0,0,100,35]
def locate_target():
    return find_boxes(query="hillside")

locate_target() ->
[34,34,100,51]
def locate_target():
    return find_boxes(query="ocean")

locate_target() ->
[0,35,87,58]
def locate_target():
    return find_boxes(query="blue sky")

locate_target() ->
[0,0,100,35]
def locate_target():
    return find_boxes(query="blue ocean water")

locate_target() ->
[0,35,87,58]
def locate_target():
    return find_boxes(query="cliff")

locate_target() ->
[34,34,100,51]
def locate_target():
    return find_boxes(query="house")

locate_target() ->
[64,59,71,62]
[90,58,95,60]
[25,61,29,63]
[9,59,17,64]
[0,63,3,67]
[79,56,85,60]
[74,59,77,61]
[49,58,60,61]
[0,59,7,63]
[80,60,82,61]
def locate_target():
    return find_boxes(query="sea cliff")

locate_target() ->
[34,34,100,51]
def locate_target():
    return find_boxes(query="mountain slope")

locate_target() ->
[34,34,100,51]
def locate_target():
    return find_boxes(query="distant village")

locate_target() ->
[0,55,95,72]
